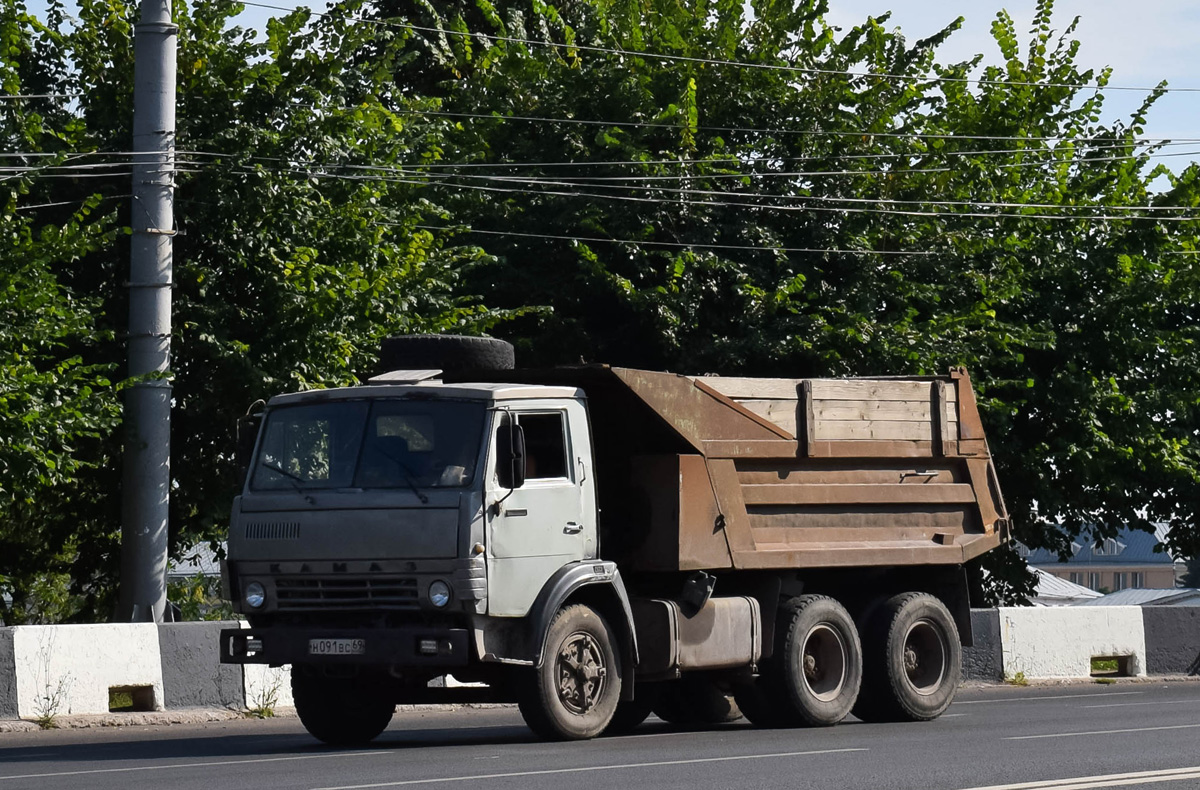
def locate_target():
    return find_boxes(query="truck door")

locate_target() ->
[486,401,595,616]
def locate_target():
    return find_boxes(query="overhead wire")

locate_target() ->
[402,108,1200,146]
[197,158,1198,222]
[404,223,940,256]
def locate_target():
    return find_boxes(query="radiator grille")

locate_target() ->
[244,521,300,540]
[274,576,419,610]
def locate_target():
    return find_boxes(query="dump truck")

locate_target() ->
[220,335,1008,744]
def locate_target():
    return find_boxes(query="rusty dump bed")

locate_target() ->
[453,365,1009,573]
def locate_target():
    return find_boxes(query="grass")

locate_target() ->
[1006,671,1029,687]
[1091,658,1120,674]
[108,690,134,712]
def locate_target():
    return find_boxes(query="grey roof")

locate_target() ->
[1024,525,1178,567]
[1031,567,1103,605]
[1073,588,1200,607]
[168,542,224,580]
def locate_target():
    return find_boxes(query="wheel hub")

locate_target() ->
[800,623,848,702]
[556,631,606,714]
[903,618,948,696]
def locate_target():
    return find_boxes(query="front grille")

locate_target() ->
[274,576,419,611]
[244,521,300,540]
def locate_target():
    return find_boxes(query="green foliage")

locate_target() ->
[1,0,511,623]
[167,571,234,621]
[378,0,1200,602]
[6,0,1199,612]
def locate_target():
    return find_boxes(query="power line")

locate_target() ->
[0,93,83,100]
[194,157,1196,217]
[403,169,1200,212]
[404,109,1200,146]
[168,144,1199,188]
[239,1,1200,95]
[199,159,1200,222]
[11,193,130,211]
[405,223,940,256]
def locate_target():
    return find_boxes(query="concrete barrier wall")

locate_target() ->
[0,628,17,719]
[1,606,1196,721]
[963,609,1003,681]
[999,606,1147,679]
[12,624,165,717]
[1142,608,1200,676]
[158,622,245,709]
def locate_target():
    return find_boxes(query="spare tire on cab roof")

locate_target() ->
[378,334,515,373]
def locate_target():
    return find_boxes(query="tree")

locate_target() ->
[372,0,1200,601]
[1,0,513,622]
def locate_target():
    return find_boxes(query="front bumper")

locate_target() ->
[219,626,471,666]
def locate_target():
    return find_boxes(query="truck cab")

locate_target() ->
[224,379,605,652]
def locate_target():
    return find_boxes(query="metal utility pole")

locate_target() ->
[118,0,177,623]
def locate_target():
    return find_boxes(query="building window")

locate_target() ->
[1089,572,1101,590]
[1132,572,1145,589]
[1069,572,1083,585]
[1113,573,1127,591]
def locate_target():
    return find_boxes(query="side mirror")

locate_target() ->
[236,408,263,487]
[496,418,526,490]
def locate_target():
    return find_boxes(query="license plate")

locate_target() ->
[309,638,366,656]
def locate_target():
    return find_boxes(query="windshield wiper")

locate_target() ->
[260,460,316,504]
[374,447,430,504]
[261,460,304,484]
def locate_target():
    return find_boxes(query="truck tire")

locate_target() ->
[852,592,961,722]
[378,334,514,373]
[652,678,743,726]
[769,595,862,727]
[292,667,395,746]
[518,604,622,740]
[604,694,657,735]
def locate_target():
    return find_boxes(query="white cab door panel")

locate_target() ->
[486,399,595,616]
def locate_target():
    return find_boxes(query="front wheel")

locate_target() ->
[853,592,961,722]
[518,604,622,740]
[292,667,395,746]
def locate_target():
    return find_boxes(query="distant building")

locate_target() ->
[1030,566,1103,606]
[1073,588,1200,607]
[1021,525,1183,593]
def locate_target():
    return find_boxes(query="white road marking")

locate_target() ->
[954,692,1143,705]
[941,713,968,718]
[1080,700,1194,710]
[956,765,1200,789]
[0,750,385,781]
[1006,723,1200,740]
[310,747,868,790]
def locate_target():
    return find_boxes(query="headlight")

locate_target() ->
[428,580,451,608]
[244,581,266,609]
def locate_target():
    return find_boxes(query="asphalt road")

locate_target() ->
[3,682,1200,790]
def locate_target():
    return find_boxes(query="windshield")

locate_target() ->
[250,399,486,491]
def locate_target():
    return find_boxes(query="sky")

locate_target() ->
[822,1,1199,148]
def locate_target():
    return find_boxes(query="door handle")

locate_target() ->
[564,522,583,534]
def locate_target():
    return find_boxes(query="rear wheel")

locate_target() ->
[853,592,961,722]
[766,595,862,727]
[292,667,395,746]
[518,604,622,740]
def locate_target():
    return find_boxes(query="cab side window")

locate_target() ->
[518,413,568,480]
